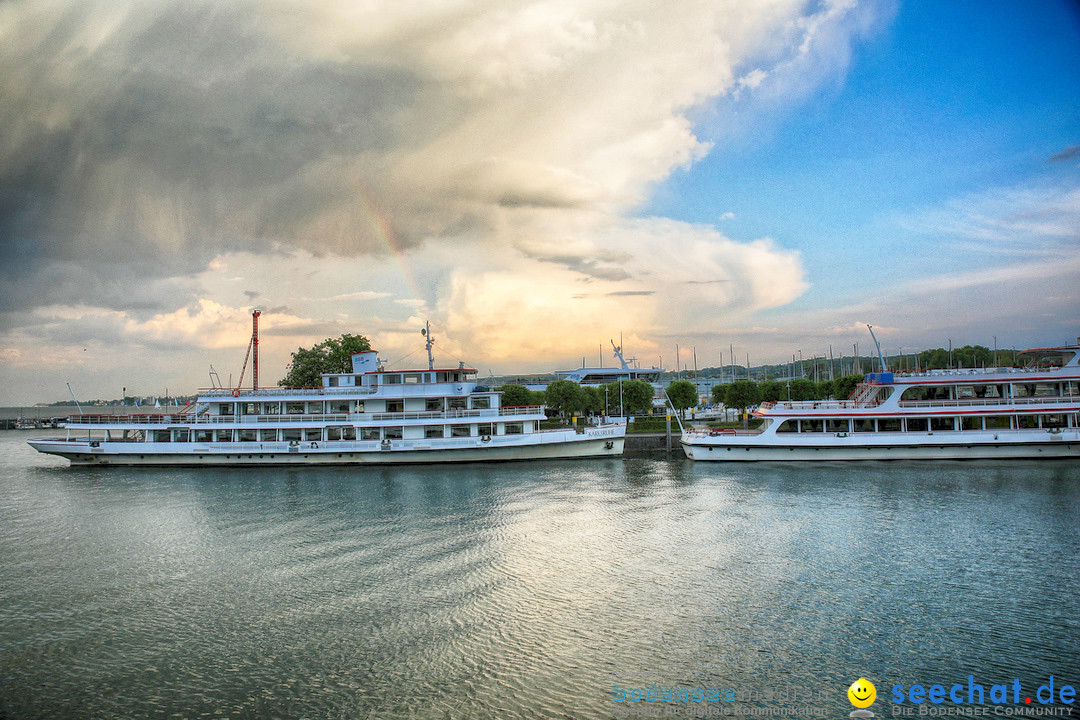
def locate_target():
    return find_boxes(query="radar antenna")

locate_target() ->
[866,324,887,372]
[421,321,435,370]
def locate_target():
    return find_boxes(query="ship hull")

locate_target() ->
[681,430,1079,461]
[29,430,624,467]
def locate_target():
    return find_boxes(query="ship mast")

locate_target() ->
[421,321,435,370]
[252,309,261,391]
[866,324,887,372]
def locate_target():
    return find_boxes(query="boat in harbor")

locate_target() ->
[27,322,626,466]
[681,342,1080,461]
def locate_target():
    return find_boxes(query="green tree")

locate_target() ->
[724,380,762,411]
[816,380,834,400]
[723,380,763,428]
[278,333,371,387]
[788,378,817,401]
[711,383,727,406]
[665,381,699,418]
[545,380,586,418]
[759,381,784,403]
[581,387,603,416]
[499,384,534,408]
[832,374,864,401]
[622,382,652,416]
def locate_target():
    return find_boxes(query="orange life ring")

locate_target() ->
[231,389,241,397]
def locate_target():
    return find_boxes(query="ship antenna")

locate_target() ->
[421,321,435,370]
[866,324,887,372]
[611,339,631,370]
[66,382,83,415]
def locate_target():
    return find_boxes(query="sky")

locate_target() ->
[1,0,1078,404]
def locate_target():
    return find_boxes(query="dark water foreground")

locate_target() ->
[1,431,1077,719]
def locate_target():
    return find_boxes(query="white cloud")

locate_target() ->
[0,0,888,402]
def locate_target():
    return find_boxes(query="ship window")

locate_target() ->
[243,403,258,415]
[961,417,982,431]
[775,420,798,433]
[451,425,471,437]
[1065,381,1079,397]
[386,400,404,413]
[263,402,280,415]
[215,429,233,442]
[449,398,467,410]
[328,376,339,387]
[174,429,190,442]
[906,418,928,432]
[471,396,490,409]
[153,430,171,442]
[259,429,277,441]
[852,418,875,433]
[384,374,402,384]
[930,417,954,431]
[1043,414,1067,429]
[286,402,305,414]
[478,423,494,436]
[404,373,422,384]
[426,398,443,412]
[826,419,850,433]
[303,429,320,441]
[878,418,901,432]
[505,423,523,434]
[330,401,350,414]
[956,386,976,400]
[283,429,302,441]
[342,427,355,440]
[196,430,212,443]
[985,416,1010,430]
[900,386,951,402]
[361,428,380,441]
[327,427,342,441]
[1017,415,1039,429]
[424,425,443,438]
[218,404,233,415]
[800,419,823,433]
[384,427,403,439]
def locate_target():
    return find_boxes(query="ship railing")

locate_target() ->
[898,396,1074,409]
[686,427,763,436]
[759,399,883,412]
[199,386,379,397]
[67,406,546,426]
[498,405,544,416]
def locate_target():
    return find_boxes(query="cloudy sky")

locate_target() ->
[1,0,1078,404]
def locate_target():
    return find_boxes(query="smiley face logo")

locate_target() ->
[848,678,877,709]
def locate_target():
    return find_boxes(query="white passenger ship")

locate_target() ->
[681,344,1080,461]
[28,334,626,466]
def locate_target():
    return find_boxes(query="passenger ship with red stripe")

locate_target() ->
[28,327,626,466]
[681,344,1080,461]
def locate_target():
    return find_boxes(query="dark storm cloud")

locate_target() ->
[0,1,432,322]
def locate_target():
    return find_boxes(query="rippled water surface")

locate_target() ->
[2,430,1078,719]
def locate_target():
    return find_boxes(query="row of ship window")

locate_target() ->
[217,397,492,415]
[774,413,1078,433]
[138,423,529,443]
[898,381,1078,401]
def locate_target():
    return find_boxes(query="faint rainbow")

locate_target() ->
[350,176,423,303]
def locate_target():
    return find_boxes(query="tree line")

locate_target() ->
[277,336,1015,418]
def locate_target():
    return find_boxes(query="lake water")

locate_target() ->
[1,430,1077,719]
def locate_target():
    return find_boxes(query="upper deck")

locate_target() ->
[758,344,1080,418]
